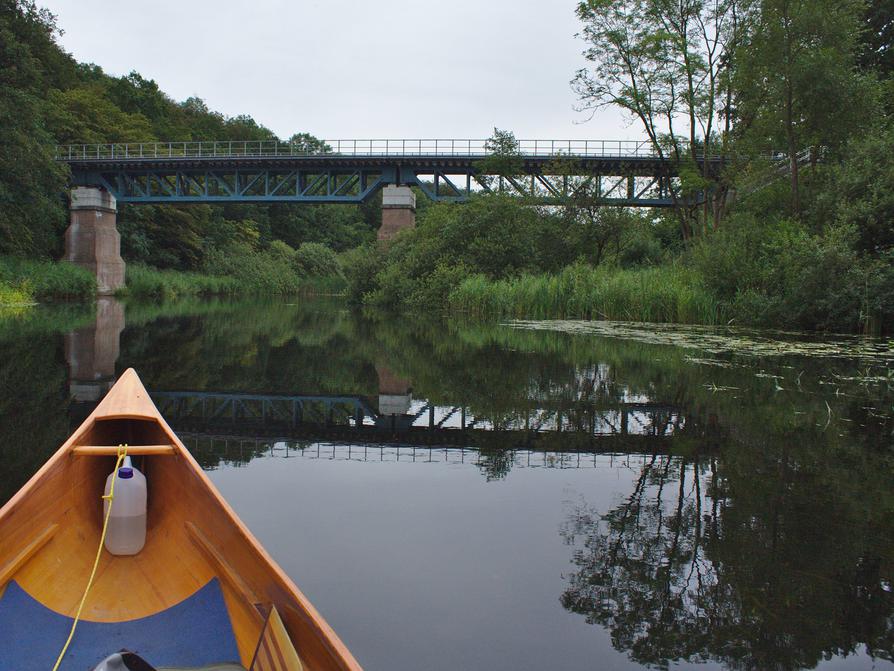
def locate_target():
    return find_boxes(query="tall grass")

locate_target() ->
[0,256,95,301]
[448,264,722,324]
[122,263,347,300]
[0,281,32,306]
[121,264,242,300]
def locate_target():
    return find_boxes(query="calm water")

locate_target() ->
[1,297,893,670]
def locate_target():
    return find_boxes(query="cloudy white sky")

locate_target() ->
[40,0,636,142]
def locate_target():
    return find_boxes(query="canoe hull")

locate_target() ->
[0,369,361,671]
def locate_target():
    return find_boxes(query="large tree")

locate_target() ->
[733,0,874,214]
[0,1,70,257]
[573,0,750,236]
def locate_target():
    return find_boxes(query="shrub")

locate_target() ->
[688,214,870,330]
[349,195,571,309]
[294,242,342,277]
[619,236,662,268]
[341,244,385,306]
[203,245,303,294]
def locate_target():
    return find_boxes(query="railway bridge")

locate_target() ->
[57,138,726,293]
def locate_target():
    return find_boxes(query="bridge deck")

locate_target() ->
[57,139,726,206]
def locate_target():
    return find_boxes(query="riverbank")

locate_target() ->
[0,256,95,302]
[0,251,347,305]
[343,139,894,335]
[121,263,346,300]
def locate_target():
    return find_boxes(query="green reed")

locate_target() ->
[122,263,346,300]
[448,264,722,324]
[0,256,95,301]
[120,264,241,299]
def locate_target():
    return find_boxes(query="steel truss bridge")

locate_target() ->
[57,139,726,207]
[150,390,687,450]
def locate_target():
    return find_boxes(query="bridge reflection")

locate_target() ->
[150,390,686,450]
[63,298,712,471]
[181,439,662,475]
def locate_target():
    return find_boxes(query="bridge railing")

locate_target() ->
[55,138,669,161]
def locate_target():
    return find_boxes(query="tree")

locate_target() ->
[0,1,69,256]
[561,441,894,669]
[288,132,330,154]
[733,0,874,214]
[573,0,749,236]
[859,0,894,77]
[478,127,524,190]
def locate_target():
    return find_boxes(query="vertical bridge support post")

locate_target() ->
[378,185,416,242]
[65,187,125,295]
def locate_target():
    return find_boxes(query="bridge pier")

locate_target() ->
[64,187,126,295]
[378,185,416,242]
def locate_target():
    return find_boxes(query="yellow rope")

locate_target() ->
[51,444,128,671]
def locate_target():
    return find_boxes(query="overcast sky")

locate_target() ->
[40,0,636,142]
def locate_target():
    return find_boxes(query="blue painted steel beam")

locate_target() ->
[64,152,718,206]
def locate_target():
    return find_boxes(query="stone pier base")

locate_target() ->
[378,185,416,242]
[64,187,125,295]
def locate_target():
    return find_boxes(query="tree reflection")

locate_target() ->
[560,447,894,669]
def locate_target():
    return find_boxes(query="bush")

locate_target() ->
[349,195,573,309]
[619,236,662,268]
[203,244,303,294]
[688,213,870,330]
[341,244,385,306]
[294,242,342,277]
[810,125,894,254]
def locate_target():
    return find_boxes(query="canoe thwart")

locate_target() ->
[0,523,59,587]
[71,444,177,456]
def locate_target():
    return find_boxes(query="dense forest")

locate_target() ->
[1,0,894,331]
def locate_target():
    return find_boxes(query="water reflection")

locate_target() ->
[561,450,894,670]
[0,298,892,669]
[184,440,651,473]
[65,297,124,402]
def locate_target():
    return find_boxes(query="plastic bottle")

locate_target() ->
[103,456,147,555]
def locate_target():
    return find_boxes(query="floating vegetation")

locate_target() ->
[508,319,894,363]
[683,356,738,368]
[705,383,739,392]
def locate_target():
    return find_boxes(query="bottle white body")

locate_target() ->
[103,457,147,556]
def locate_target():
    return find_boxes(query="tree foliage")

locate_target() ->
[573,0,749,235]
[0,0,376,265]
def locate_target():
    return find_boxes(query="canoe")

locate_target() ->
[0,368,362,671]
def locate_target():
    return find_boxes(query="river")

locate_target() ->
[1,297,892,670]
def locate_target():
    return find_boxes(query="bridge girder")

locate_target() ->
[62,145,724,207]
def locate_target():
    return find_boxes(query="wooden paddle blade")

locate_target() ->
[250,606,305,671]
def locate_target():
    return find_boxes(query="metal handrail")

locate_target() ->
[54,139,733,161]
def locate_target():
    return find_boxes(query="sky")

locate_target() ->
[40,0,636,143]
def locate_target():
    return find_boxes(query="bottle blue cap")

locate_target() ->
[118,467,134,479]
